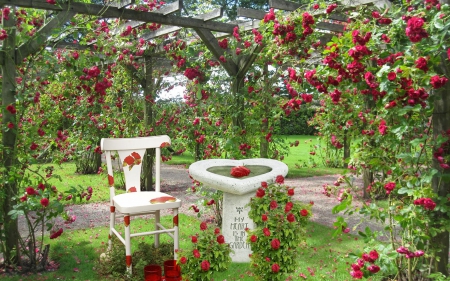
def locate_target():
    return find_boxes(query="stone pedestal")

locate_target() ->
[221,192,254,262]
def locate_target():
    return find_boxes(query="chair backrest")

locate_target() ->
[101,135,171,201]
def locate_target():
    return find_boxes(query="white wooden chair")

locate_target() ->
[101,135,181,274]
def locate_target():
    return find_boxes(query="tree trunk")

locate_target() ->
[363,168,373,199]
[1,8,20,265]
[143,56,155,191]
[431,52,450,275]
[343,131,350,168]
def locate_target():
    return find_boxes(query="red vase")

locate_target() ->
[144,264,162,281]
[164,260,181,281]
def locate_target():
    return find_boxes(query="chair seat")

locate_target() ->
[113,191,182,214]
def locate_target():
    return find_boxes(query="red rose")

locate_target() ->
[261,182,268,188]
[263,227,271,236]
[256,188,265,198]
[287,213,295,223]
[300,209,309,216]
[201,260,210,271]
[271,238,280,250]
[26,187,36,195]
[214,228,220,234]
[40,198,49,208]
[275,175,284,184]
[230,166,251,177]
[200,221,208,231]
[387,72,397,81]
[270,200,278,210]
[261,214,268,222]
[218,38,228,49]
[271,263,280,273]
[415,57,428,72]
[369,250,379,261]
[284,202,293,213]
[180,257,187,264]
[191,236,198,243]
[193,249,200,258]
[430,75,448,89]
[367,265,380,273]
[250,235,257,242]
[287,188,294,196]
[384,182,396,194]
[217,235,225,244]
[50,228,63,239]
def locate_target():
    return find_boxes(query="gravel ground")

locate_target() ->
[18,164,384,236]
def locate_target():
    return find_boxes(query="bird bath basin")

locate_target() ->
[188,158,288,262]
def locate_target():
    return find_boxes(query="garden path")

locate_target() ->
[18,164,385,237]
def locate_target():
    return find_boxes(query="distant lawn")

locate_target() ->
[25,135,345,202]
[167,135,346,178]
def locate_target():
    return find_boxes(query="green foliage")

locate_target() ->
[247,178,312,280]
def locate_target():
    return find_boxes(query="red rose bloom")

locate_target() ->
[300,209,309,216]
[275,175,284,184]
[50,228,63,239]
[284,202,293,213]
[200,221,207,231]
[287,213,295,223]
[201,260,210,271]
[230,166,251,177]
[369,250,379,261]
[263,227,271,236]
[191,236,198,243]
[193,249,200,258]
[384,182,396,194]
[217,235,225,244]
[250,235,257,242]
[430,75,448,89]
[26,187,36,195]
[271,263,280,273]
[256,188,265,198]
[387,72,397,81]
[214,228,220,234]
[287,188,294,196]
[367,264,380,273]
[40,198,49,208]
[271,238,280,250]
[180,256,187,264]
[270,200,278,210]
[261,181,268,188]
[262,214,268,221]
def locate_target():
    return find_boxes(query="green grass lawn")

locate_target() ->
[166,135,346,178]
[1,214,380,281]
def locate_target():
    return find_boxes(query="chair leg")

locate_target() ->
[124,215,132,275]
[154,210,160,248]
[108,206,115,251]
[173,209,179,260]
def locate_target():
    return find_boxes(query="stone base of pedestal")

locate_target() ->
[222,192,254,262]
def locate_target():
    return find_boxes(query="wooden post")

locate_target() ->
[431,52,450,275]
[1,7,19,265]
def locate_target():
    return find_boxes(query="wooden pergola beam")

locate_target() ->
[194,27,238,76]
[0,0,236,33]
[16,9,77,63]
[141,8,223,41]
[112,0,182,35]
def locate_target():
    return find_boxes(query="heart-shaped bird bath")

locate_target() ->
[189,158,288,262]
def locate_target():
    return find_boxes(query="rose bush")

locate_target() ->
[247,175,312,280]
[177,221,232,281]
